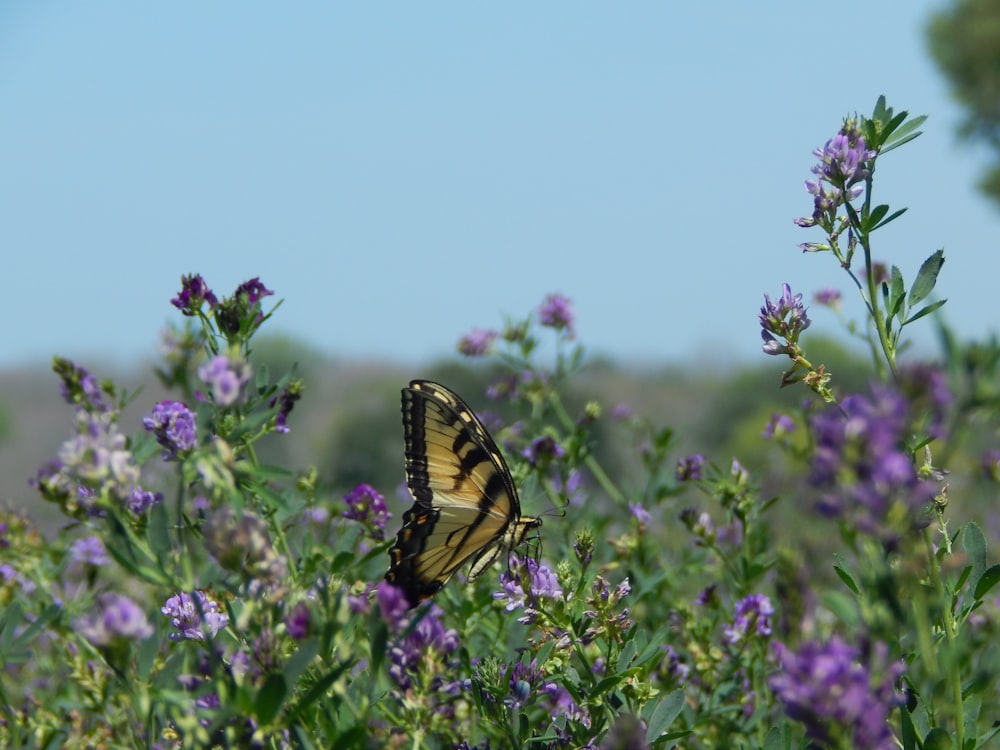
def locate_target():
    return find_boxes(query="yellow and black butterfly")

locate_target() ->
[385,380,541,608]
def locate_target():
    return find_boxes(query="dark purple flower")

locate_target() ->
[128,487,163,514]
[342,483,391,540]
[143,400,198,459]
[660,645,690,684]
[285,603,311,640]
[376,581,411,630]
[508,659,543,708]
[269,381,303,434]
[383,597,459,690]
[810,385,938,541]
[233,277,274,308]
[70,535,110,566]
[171,274,218,314]
[77,593,153,646]
[724,594,774,644]
[54,359,110,413]
[457,328,498,357]
[763,413,795,439]
[537,293,575,338]
[521,435,566,468]
[197,354,251,406]
[770,637,903,750]
[161,591,229,641]
[675,454,704,481]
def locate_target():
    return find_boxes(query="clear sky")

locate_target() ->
[1,2,995,370]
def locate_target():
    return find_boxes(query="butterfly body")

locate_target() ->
[385,380,541,607]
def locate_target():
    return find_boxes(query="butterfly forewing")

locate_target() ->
[385,380,540,607]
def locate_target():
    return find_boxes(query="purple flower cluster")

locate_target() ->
[582,576,633,644]
[537,293,575,338]
[810,385,938,541]
[675,453,704,481]
[70,535,110,566]
[770,637,903,750]
[521,435,566,468]
[233,277,274,308]
[797,121,876,229]
[342,483,391,540]
[813,287,842,307]
[171,273,219,314]
[55,360,110,413]
[198,354,251,406]
[897,363,953,441]
[457,328,498,357]
[377,582,460,691]
[269,382,302,434]
[762,412,795,439]
[724,594,774,645]
[77,593,153,647]
[143,400,198,459]
[161,591,229,641]
[494,556,564,623]
[760,283,811,356]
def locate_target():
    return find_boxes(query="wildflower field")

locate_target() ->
[2,98,999,749]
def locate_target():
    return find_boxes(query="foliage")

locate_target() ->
[927,0,1000,207]
[2,99,1000,749]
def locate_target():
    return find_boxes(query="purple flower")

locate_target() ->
[724,594,774,644]
[233,277,274,308]
[629,501,652,525]
[521,435,566,468]
[161,591,229,641]
[70,535,110,566]
[57,411,141,500]
[508,660,543,708]
[540,682,589,726]
[457,328,498,357]
[379,585,459,690]
[197,354,251,406]
[171,274,218,314]
[269,382,302,434]
[809,385,938,542]
[128,486,163,514]
[660,645,690,684]
[0,563,36,594]
[55,359,110,413]
[797,121,876,226]
[760,283,811,356]
[897,363,953,440]
[494,557,563,623]
[285,603,311,640]
[143,400,198,459]
[763,413,795,439]
[770,637,903,750]
[342,483,391,540]
[537,293,575,338]
[675,454,704,481]
[376,581,411,630]
[814,288,842,307]
[77,593,153,647]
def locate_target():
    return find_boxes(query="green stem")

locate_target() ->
[922,527,963,747]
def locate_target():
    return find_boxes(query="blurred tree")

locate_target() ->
[927,0,1000,206]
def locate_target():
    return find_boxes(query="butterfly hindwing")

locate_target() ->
[385,380,540,607]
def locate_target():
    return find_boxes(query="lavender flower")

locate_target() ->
[762,413,795,439]
[537,293,575,338]
[70,535,110,566]
[0,563,36,594]
[724,594,774,644]
[342,483,391,540]
[143,400,198,459]
[171,273,218,314]
[457,328,498,357]
[128,486,163,514]
[161,591,229,641]
[797,121,876,226]
[494,557,564,623]
[629,501,652,525]
[378,582,459,690]
[521,435,566,468]
[814,288,842,307]
[540,682,589,726]
[285,603,311,640]
[897,363,953,440]
[675,454,704,481]
[77,593,153,647]
[57,411,141,501]
[202,507,288,584]
[54,359,110,413]
[197,354,251,406]
[760,283,811,356]
[660,645,690,684]
[770,637,903,750]
[809,385,938,541]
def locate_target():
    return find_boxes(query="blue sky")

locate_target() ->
[1,2,995,370]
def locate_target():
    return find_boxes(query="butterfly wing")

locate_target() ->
[385,380,537,606]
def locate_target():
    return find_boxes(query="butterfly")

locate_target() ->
[385,379,541,608]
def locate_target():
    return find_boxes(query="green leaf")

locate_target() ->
[644,688,685,744]
[867,203,890,228]
[871,206,908,231]
[255,673,288,725]
[909,250,945,307]
[762,723,793,750]
[889,265,906,321]
[833,564,860,595]
[974,564,1000,601]
[903,299,947,326]
[284,638,320,687]
[963,523,988,592]
[923,727,953,750]
[821,590,859,628]
[10,604,61,651]
[617,639,637,671]
[286,661,351,721]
